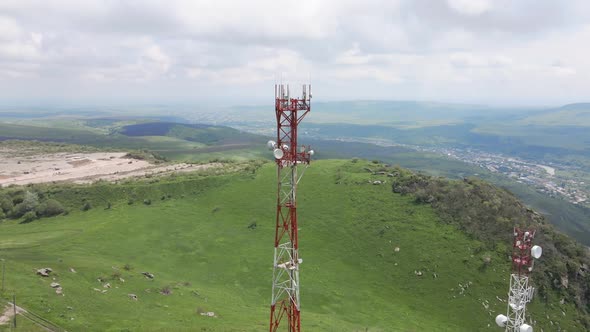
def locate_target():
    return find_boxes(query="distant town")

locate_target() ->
[184,112,590,209]
[334,136,590,209]
[438,147,588,206]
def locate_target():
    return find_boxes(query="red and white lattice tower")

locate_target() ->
[268,84,313,332]
[495,228,543,332]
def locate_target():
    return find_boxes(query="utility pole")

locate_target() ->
[1,259,5,293]
[13,294,16,328]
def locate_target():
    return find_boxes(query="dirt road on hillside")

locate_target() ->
[0,303,25,325]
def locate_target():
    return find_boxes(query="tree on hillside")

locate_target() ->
[36,199,65,217]
[11,191,39,218]
[0,196,13,213]
[22,191,39,211]
[22,211,37,223]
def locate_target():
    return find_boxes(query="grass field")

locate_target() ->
[0,121,266,163]
[2,119,589,246]
[0,160,581,331]
[310,139,590,245]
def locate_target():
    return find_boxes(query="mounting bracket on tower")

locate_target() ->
[268,84,313,332]
[495,228,543,332]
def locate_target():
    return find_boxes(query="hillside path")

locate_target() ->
[0,303,25,325]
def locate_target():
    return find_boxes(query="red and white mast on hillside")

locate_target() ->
[268,84,313,332]
[495,228,543,332]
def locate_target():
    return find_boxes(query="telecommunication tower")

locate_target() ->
[267,84,313,332]
[495,228,543,332]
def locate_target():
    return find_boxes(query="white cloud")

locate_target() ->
[0,41,38,59]
[331,66,403,84]
[0,0,588,105]
[447,0,491,16]
[30,32,42,48]
[449,53,514,68]
[185,48,310,85]
[0,16,21,40]
[141,44,171,74]
[335,44,370,66]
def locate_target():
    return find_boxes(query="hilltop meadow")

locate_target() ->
[0,159,588,331]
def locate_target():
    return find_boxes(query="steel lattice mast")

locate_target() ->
[268,84,313,332]
[495,228,543,332]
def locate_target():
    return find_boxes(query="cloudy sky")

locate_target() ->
[0,0,589,106]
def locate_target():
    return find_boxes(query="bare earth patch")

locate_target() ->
[0,304,25,325]
[0,150,219,187]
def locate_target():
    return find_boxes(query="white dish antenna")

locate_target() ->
[267,140,277,150]
[495,314,507,327]
[273,148,284,159]
[520,323,533,332]
[531,245,542,259]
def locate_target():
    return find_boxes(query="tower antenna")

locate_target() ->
[495,228,543,332]
[267,84,313,332]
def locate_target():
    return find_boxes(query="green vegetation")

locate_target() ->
[0,160,587,331]
[119,122,259,145]
[124,150,168,163]
[3,118,589,246]
[390,167,590,323]
[517,103,590,127]
[0,189,66,223]
[0,140,104,156]
[312,139,590,245]
[0,121,266,162]
[0,297,48,332]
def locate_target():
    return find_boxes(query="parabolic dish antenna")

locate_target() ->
[273,148,284,159]
[495,314,507,327]
[520,323,533,332]
[531,245,542,259]
[267,140,277,150]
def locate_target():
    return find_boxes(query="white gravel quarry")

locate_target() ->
[0,151,217,187]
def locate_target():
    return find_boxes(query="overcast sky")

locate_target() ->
[0,0,589,106]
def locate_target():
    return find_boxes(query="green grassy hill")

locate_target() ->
[516,103,590,127]
[117,122,265,161]
[0,121,266,162]
[0,160,587,331]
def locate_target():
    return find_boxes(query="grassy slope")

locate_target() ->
[2,121,588,244]
[0,118,590,237]
[312,139,590,246]
[517,104,590,127]
[119,123,265,162]
[0,122,266,162]
[0,160,580,331]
